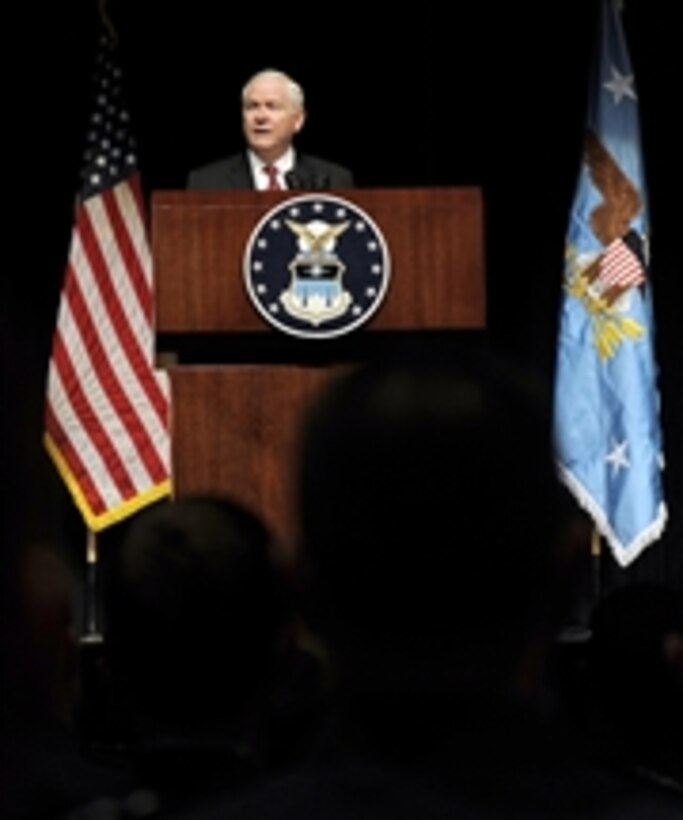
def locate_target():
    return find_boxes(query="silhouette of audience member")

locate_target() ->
[180,352,681,818]
[586,582,683,794]
[71,495,323,818]
[1,541,131,819]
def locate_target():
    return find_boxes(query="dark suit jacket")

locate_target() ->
[187,152,354,191]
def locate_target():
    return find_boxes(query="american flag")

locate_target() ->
[597,236,645,291]
[44,34,172,531]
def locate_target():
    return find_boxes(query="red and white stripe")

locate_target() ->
[45,176,171,529]
[598,237,646,290]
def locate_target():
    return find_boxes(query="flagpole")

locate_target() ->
[83,528,102,640]
[590,526,602,606]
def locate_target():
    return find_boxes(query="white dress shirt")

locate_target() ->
[247,147,295,190]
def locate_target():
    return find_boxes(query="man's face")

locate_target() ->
[242,75,305,163]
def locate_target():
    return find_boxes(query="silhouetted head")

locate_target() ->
[3,541,80,729]
[588,582,683,733]
[296,352,581,691]
[104,496,288,731]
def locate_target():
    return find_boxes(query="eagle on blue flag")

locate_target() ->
[553,0,667,566]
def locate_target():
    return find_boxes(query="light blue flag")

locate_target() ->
[553,0,667,566]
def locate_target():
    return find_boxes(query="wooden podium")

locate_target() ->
[152,188,485,552]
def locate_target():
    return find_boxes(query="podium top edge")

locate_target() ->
[151,187,484,207]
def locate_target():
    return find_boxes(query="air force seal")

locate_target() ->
[244,194,390,339]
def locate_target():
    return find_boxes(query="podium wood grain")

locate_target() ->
[168,365,343,554]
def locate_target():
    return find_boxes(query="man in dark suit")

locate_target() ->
[187,69,354,191]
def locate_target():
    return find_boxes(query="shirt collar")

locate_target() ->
[247,147,295,189]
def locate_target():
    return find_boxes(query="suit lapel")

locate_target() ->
[224,154,255,189]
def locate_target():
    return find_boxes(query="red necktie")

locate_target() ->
[263,164,281,190]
